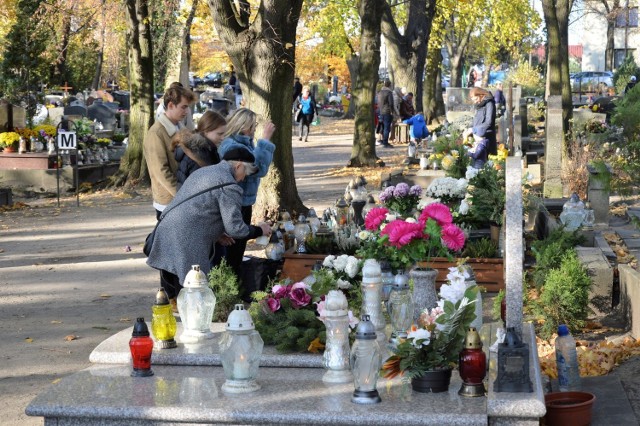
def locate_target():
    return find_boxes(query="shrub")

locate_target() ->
[462,238,498,258]
[531,227,585,290]
[208,258,242,322]
[612,54,640,95]
[507,60,544,97]
[536,250,592,339]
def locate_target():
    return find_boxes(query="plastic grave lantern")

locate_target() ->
[150,288,177,349]
[177,265,216,343]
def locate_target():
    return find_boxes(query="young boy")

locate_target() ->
[468,133,488,169]
[402,112,429,144]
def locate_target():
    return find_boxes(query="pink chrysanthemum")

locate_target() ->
[441,223,466,251]
[381,220,425,248]
[365,207,389,230]
[419,202,453,226]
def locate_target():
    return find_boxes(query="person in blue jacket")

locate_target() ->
[217,108,276,280]
[403,112,430,143]
[467,133,488,169]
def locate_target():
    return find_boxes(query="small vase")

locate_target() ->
[410,267,438,322]
[410,368,452,393]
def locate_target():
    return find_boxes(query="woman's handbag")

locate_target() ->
[143,181,234,256]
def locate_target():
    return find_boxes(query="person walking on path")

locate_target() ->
[295,86,318,142]
[464,87,497,155]
[146,148,272,300]
[376,79,394,148]
[217,108,276,282]
[144,84,196,220]
[293,77,303,102]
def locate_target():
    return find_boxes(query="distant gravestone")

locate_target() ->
[69,99,85,107]
[12,105,26,128]
[544,96,563,198]
[104,102,120,111]
[48,107,65,126]
[64,104,88,117]
[0,102,8,131]
[88,100,116,131]
[444,87,475,124]
[572,109,607,131]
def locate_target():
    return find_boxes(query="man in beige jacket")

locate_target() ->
[144,85,196,219]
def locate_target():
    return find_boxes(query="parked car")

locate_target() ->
[571,71,613,92]
[189,73,203,88]
[203,72,225,88]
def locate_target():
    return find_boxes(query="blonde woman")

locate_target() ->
[217,108,276,282]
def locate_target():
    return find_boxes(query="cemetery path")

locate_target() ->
[0,116,403,425]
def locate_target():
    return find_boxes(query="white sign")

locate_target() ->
[57,131,77,150]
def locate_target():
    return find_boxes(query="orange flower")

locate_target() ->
[381,356,404,379]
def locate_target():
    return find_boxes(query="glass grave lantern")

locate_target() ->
[129,317,154,377]
[151,288,177,349]
[559,192,586,231]
[362,195,377,222]
[322,290,353,383]
[294,215,312,253]
[335,197,350,227]
[350,315,382,404]
[219,304,264,393]
[307,208,321,235]
[388,272,413,348]
[177,265,216,343]
[458,327,487,397]
[379,261,395,310]
[264,232,285,261]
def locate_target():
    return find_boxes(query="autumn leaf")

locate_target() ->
[25,337,33,343]
[51,320,63,324]
[64,335,78,341]
[99,294,111,298]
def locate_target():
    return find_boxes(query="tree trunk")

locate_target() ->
[445,20,473,88]
[164,0,199,88]
[424,48,443,124]
[348,0,385,168]
[605,19,615,70]
[113,0,155,187]
[381,0,436,113]
[343,55,359,119]
[207,0,305,220]
[51,12,72,86]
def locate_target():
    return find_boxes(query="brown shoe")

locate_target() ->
[169,298,179,314]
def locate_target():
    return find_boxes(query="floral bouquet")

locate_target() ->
[359,202,466,272]
[583,118,608,134]
[0,131,21,149]
[310,255,363,318]
[382,278,478,380]
[425,177,468,206]
[378,182,422,218]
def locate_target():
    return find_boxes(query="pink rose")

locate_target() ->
[381,220,425,248]
[419,202,453,226]
[272,284,288,299]
[266,297,281,313]
[289,282,312,308]
[441,223,466,251]
[315,300,327,322]
[365,207,389,230]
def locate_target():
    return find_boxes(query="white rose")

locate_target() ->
[345,257,360,278]
[358,230,371,241]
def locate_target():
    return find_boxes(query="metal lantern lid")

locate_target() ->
[268,232,279,244]
[184,265,208,288]
[324,290,348,317]
[154,288,170,306]
[392,272,409,290]
[464,327,483,349]
[336,197,349,209]
[225,304,255,331]
[308,208,318,218]
[355,315,376,340]
[297,214,308,224]
[132,317,150,337]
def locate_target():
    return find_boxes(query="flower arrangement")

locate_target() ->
[378,182,422,218]
[382,278,478,379]
[583,118,608,134]
[0,132,21,149]
[14,128,35,140]
[96,138,111,146]
[425,177,468,205]
[359,202,466,272]
[33,124,57,139]
[429,133,469,178]
[311,255,363,317]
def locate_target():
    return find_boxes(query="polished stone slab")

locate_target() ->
[90,322,324,368]
[26,364,487,426]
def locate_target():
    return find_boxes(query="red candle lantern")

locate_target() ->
[458,327,487,397]
[129,317,154,377]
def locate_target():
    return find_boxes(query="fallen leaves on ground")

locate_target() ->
[602,231,638,268]
[50,320,62,324]
[64,335,78,341]
[0,202,30,212]
[25,337,33,343]
[538,334,640,378]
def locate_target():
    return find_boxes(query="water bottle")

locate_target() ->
[555,324,581,392]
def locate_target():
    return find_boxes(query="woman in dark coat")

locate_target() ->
[147,147,272,302]
[464,87,497,155]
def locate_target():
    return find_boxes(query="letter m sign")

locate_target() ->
[57,131,77,150]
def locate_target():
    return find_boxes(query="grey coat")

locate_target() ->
[146,161,262,284]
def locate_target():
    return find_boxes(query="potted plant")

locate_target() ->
[467,162,506,238]
[0,132,21,152]
[381,278,478,393]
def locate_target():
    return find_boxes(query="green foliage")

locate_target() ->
[608,88,640,195]
[531,227,585,290]
[250,297,325,353]
[507,60,544,97]
[462,238,498,258]
[535,250,592,339]
[613,54,640,95]
[492,289,505,321]
[468,165,505,226]
[208,259,241,322]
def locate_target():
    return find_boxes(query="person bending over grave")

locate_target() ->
[146,148,272,309]
[217,108,276,282]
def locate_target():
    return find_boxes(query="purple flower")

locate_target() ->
[272,284,288,299]
[393,183,410,198]
[409,185,422,196]
[289,282,312,308]
[39,130,46,137]
[266,297,281,313]
[379,186,394,202]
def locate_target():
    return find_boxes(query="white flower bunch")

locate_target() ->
[425,177,468,200]
[323,254,360,279]
[438,266,470,307]
[458,199,470,215]
[407,327,431,347]
[465,165,479,181]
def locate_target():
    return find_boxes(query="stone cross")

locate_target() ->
[543,96,563,198]
[505,157,524,336]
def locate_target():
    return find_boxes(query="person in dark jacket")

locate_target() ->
[376,79,394,148]
[293,77,303,102]
[147,147,272,305]
[493,82,506,116]
[467,133,489,169]
[294,86,318,142]
[625,76,637,95]
[464,87,497,155]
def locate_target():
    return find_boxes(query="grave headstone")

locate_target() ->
[587,163,610,224]
[544,96,563,198]
[505,157,524,336]
[75,92,85,102]
[519,100,528,138]
[0,102,9,131]
[103,102,120,111]
[64,104,88,117]
[444,87,476,124]
[513,114,522,150]
[47,107,65,126]
[572,109,607,131]
[45,94,63,106]
[69,99,85,107]
[88,100,116,131]
[12,105,26,128]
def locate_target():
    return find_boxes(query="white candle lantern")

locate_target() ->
[322,290,353,383]
[350,315,382,404]
[219,304,264,393]
[388,272,413,348]
[177,265,216,343]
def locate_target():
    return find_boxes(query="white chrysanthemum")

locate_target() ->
[345,256,360,278]
[323,255,336,268]
[386,213,397,222]
[439,279,468,304]
[358,230,371,241]
[459,199,470,215]
[333,254,349,272]
[337,278,352,289]
[407,328,431,347]
[466,166,479,181]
